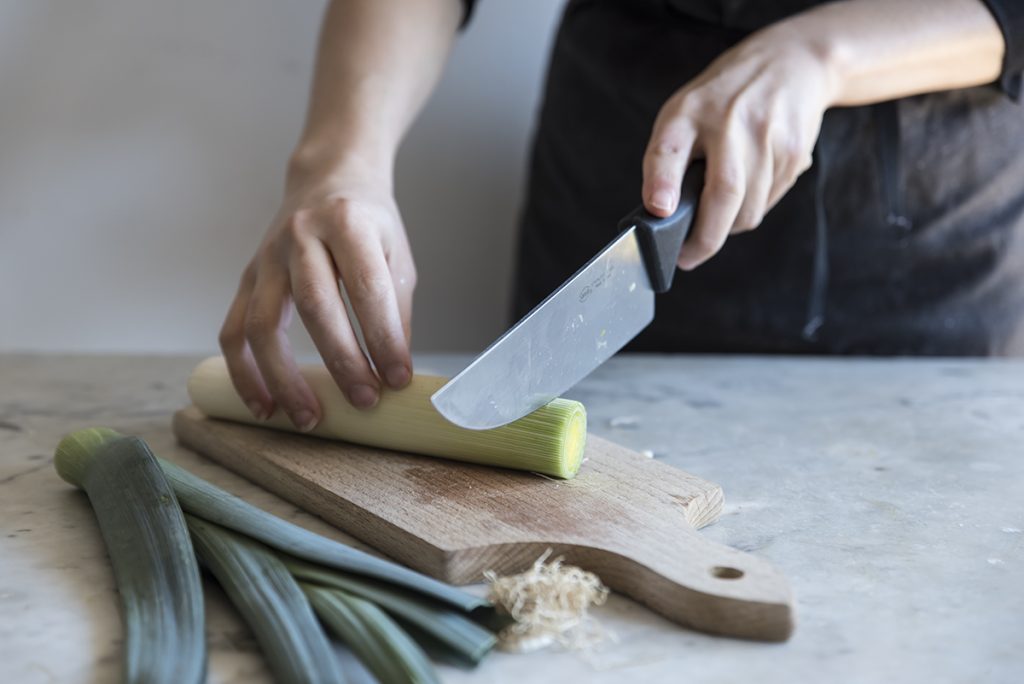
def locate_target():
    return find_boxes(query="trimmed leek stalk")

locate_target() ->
[305,584,440,684]
[54,429,205,684]
[188,356,587,479]
[186,516,343,684]
[287,557,495,664]
[59,427,485,612]
[159,456,485,612]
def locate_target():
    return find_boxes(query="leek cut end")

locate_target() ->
[55,427,125,487]
[554,401,587,479]
[507,397,587,479]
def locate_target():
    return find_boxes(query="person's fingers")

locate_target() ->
[677,140,745,270]
[642,115,697,217]
[289,239,381,409]
[218,265,274,420]
[767,142,814,211]
[767,107,819,209]
[384,230,417,347]
[244,260,321,431]
[328,200,413,392]
[733,129,773,233]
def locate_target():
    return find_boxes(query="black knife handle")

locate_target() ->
[618,161,705,293]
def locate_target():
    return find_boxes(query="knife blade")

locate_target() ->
[432,162,705,429]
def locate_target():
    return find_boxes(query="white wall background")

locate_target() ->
[0,0,563,354]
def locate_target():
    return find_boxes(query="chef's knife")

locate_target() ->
[432,162,705,429]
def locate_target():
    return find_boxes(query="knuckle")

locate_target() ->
[734,211,763,232]
[709,169,743,199]
[327,355,367,382]
[293,280,334,318]
[218,324,243,351]
[243,314,275,345]
[332,197,378,234]
[347,267,390,301]
[650,138,685,159]
[332,196,357,218]
[363,319,403,347]
[281,214,305,240]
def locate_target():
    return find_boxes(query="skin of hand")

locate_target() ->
[642,0,1005,270]
[220,170,415,431]
[219,0,462,431]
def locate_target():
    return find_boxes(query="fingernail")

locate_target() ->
[247,401,268,421]
[349,384,379,409]
[385,364,410,389]
[651,189,675,212]
[293,409,318,433]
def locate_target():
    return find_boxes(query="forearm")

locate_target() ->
[775,0,1005,107]
[289,0,462,188]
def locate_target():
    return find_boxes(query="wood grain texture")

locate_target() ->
[173,406,793,641]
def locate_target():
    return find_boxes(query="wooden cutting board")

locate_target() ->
[173,406,793,641]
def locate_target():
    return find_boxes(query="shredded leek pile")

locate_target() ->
[485,550,610,653]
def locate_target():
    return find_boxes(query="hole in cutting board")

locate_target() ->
[710,566,744,580]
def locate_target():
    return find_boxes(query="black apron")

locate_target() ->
[512,0,1024,355]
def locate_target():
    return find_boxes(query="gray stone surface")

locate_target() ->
[1,353,1021,683]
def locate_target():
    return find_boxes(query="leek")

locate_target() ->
[305,584,440,684]
[188,356,587,479]
[187,515,343,684]
[59,427,485,611]
[55,429,205,684]
[287,556,496,664]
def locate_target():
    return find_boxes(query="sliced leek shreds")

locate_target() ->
[485,550,610,653]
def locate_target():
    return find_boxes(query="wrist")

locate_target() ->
[762,10,851,108]
[287,136,395,194]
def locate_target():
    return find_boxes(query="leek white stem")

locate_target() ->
[188,356,587,478]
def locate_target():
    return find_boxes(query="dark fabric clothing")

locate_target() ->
[458,0,478,28]
[511,0,1024,355]
[981,0,1024,99]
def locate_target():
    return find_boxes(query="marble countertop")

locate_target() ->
[1,353,1021,683]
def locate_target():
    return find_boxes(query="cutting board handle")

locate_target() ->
[450,526,793,641]
[596,521,793,641]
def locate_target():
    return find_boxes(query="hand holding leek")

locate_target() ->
[218,0,464,429]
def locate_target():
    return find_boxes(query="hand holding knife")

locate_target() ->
[432,162,705,429]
